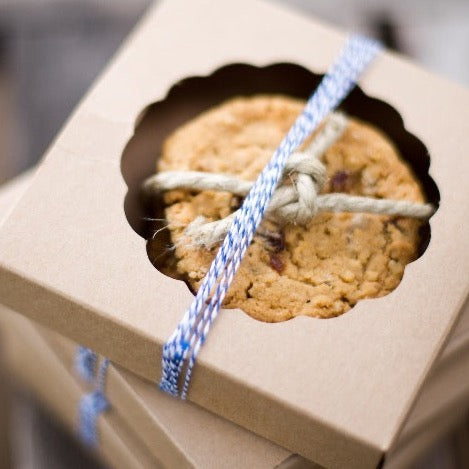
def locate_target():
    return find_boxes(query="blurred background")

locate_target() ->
[0,0,468,468]
[0,0,468,185]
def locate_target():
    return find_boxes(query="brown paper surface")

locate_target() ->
[2,170,467,469]
[0,316,158,469]
[45,300,469,468]
[4,304,469,469]
[44,327,305,469]
[0,171,311,469]
[1,1,469,467]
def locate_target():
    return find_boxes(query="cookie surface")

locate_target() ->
[151,95,425,322]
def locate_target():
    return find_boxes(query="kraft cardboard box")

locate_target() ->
[37,295,469,469]
[3,299,469,469]
[0,1,469,467]
[1,169,469,469]
[1,316,158,469]
[0,172,314,469]
[41,309,469,469]
[29,314,314,469]
[0,313,315,469]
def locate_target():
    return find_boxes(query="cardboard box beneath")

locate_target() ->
[1,1,469,467]
[0,163,467,469]
[3,171,469,469]
[44,319,305,469]
[41,307,469,469]
[1,316,157,469]
[3,303,469,469]
[40,298,469,469]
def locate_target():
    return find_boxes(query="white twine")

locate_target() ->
[144,112,435,248]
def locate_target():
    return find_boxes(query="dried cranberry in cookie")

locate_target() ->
[149,95,426,322]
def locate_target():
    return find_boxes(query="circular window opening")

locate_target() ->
[121,63,439,322]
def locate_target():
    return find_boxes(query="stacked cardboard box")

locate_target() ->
[1,1,469,468]
[1,173,469,468]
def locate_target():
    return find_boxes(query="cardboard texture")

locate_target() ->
[0,173,314,469]
[46,327,313,469]
[42,300,469,468]
[0,317,158,469]
[0,175,164,469]
[47,305,469,469]
[0,171,467,469]
[0,1,469,467]
[1,310,309,469]
[4,304,469,469]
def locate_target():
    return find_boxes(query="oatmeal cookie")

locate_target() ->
[150,95,426,321]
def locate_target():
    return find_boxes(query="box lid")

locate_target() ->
[1,1,469,468]
[0,171,310,469]
[5,284,469,469]
[46,328,311,469]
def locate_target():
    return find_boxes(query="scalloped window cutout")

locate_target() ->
[121,63,439,322]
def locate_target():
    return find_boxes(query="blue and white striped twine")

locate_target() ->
[159,35,382,399]
[75,345,97,383]
[76,346,110,448]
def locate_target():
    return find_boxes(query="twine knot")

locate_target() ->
[265,112,343,225]
[143,112,435,249]
[270,112,349,225]
[264,151,326,225]
[144,113,361,247]
[157,35,394,398]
